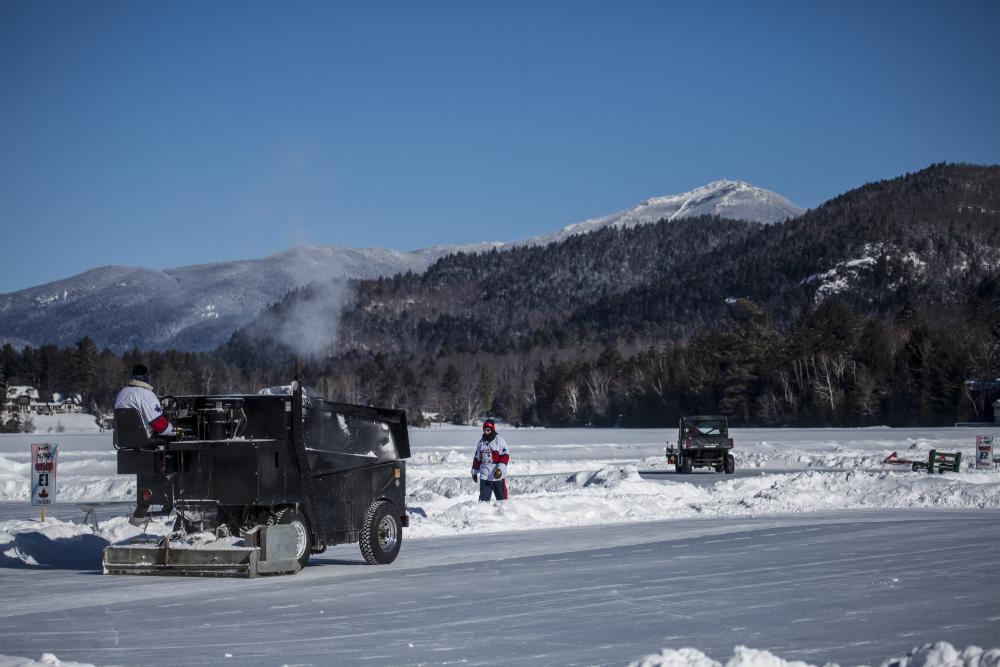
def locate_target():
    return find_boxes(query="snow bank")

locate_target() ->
[16,413,103,434]
[630,643,1000,667]
[0,654,95,667]
[0,452,132,502]
[405,465,1000,538]
[3,462,1000,567]
[0,516,170,569]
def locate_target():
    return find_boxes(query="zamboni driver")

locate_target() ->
[114,364,175,439]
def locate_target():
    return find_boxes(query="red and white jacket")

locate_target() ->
[114,381,175,437]
[472,434,509,480]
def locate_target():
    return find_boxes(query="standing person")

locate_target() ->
[114,364,175,439]
[471,419,509,501]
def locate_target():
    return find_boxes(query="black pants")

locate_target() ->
[479,478,508,501]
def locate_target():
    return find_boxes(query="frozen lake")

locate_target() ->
[2,425,999,665]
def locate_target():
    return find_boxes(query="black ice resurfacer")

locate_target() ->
[103,384,409,577]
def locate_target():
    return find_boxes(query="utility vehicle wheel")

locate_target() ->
[681,456,693,474]
[274,508,312,569]
[360,499,402,565]
[723,454,735,474]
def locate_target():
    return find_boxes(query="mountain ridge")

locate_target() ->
[220,163,1000,365]
[0,180,800,352]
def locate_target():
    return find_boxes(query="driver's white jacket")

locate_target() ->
[114,381,175,437]
[471,435,509,480]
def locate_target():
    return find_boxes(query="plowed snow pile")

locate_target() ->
[3,426,999,567]
[631,643,1000,667]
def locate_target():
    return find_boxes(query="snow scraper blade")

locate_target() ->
[102,524,303,578]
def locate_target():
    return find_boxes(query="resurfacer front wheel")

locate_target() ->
[274,508,312,569]
[360,500,402,565]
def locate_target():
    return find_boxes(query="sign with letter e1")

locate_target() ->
[975,435,994,471]
[31,443,58,505]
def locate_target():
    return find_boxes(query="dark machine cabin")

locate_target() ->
[105,385,409,577]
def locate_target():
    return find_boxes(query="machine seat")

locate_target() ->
[113,408,151,449]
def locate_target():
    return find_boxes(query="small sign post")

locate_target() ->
[975,435,993,471]
[30,443,58,522]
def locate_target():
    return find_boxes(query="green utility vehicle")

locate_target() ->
[666,415,735,474]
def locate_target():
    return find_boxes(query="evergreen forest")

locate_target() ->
[4,164,1000,429]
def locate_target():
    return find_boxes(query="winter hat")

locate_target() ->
[131,364,150,383]
[483,419,496,431]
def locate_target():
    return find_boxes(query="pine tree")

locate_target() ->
[71,337,99,400]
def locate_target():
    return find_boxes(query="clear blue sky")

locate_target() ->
[2,0,998,294]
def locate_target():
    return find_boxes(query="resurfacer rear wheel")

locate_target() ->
[360,499,402,565]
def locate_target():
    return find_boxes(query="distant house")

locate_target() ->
[4,386,39,414]
[3,386,83,415]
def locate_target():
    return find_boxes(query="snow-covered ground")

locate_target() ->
[6,413,104,435]
[3,425,997,539]
[1,425,998,666]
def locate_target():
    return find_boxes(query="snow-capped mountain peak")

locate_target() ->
[526,180,805,246]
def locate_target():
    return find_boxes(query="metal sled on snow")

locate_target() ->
[883,449,962,473]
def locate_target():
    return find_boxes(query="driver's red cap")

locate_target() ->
[483,420,496,431]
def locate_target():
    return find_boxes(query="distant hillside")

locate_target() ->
[0,180,802,353]
[570,163,1000,340]
[223,163,1000,365]
[0,247,459,352]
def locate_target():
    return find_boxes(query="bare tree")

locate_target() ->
[458,364,495,424]
[648,354,673,408]
[557,380,582,422]
[755,390,783,425]
[201,363,215,395]
[778,370,797,413]
[328,373,361,405]
[585,366,613,418]
[810,353,849,416]
[966,341,1000,420]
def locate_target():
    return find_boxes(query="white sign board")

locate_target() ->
[975,435,994,471]
[30,443,58,505]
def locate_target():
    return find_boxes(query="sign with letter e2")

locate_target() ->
[31,443,58,506]
[975,435,994,471]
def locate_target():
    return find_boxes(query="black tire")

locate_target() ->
[724,454,735,474]
[274,508,312,569]
[681,455,693,474]
[360,499,402,565]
